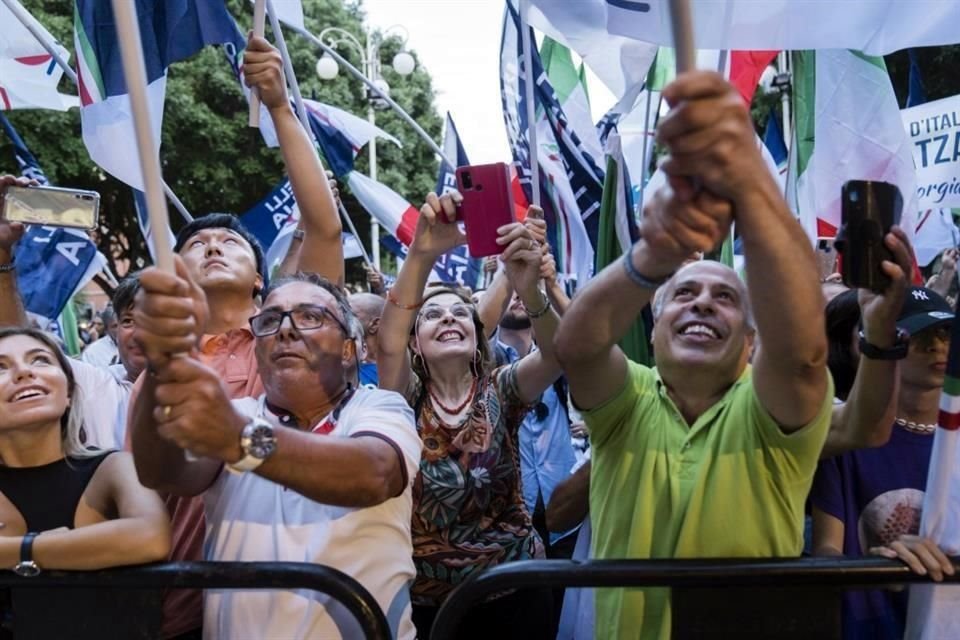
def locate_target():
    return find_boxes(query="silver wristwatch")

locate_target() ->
[226,417,277,474]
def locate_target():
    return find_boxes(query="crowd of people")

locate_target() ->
[0,35,955,640]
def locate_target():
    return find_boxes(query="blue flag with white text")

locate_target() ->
[434,113,482,288]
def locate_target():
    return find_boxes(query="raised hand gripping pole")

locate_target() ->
[248,0,267,128]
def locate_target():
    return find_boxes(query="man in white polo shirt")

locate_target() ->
[132,266,420,640]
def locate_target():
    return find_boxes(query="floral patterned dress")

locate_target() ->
[410,363,545,607]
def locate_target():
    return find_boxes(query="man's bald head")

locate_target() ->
[349,293,385,326]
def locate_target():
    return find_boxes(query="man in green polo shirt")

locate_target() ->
[554,72,833,639]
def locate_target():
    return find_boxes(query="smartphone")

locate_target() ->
[835,180,901,292]
[2,185,100,230]
[455,163,516,257]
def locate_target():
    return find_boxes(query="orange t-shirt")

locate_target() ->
[128,326,262,639]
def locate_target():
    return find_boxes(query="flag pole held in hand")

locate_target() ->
[249,0,267,128]
[108,0,174,272]
[669,0,696,74]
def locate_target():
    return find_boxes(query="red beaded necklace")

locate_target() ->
[427,377,478,415]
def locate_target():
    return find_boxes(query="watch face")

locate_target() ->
[245,422,277,460]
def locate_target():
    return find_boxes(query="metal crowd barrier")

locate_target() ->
[431,557,960,640]
[0,561,391,639]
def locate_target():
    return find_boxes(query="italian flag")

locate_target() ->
[788,50,918,243]
[905,308,960,639]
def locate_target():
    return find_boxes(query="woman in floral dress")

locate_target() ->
[379,192,564,639]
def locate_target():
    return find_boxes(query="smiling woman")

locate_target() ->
[0,327,170,637]
[377,192,565,639]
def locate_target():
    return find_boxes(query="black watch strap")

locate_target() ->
[859,328,910,360]
[13,532,40,577]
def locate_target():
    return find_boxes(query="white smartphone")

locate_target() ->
[2,184,100,230]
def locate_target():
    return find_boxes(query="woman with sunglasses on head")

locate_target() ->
[0,327,170,638]
[378,192,564,640]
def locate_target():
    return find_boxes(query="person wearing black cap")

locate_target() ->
[811,283,956,640]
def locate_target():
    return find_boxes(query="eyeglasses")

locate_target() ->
[419,303,474,322]
[249,304,348,337]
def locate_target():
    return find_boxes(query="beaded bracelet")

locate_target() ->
[523,293,552,319]
[0,263,15,274]
[622,252,672,290]
[386,288,423,310]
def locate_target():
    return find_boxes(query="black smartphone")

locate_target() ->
[835,180,902,292]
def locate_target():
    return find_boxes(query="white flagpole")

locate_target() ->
[668,0,696,74]
[249,0,267,127]
[108,0,174,272]
[519,0,540,207]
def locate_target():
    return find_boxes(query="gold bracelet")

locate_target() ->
[386,288,423,311]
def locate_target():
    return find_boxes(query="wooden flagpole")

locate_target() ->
[248,0,267,127]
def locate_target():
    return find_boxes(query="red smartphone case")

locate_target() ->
[455,163,516,257]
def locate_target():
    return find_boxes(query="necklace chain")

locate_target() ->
[428,378,478,415]
[895,417,937,435]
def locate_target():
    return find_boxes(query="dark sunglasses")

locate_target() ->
[249,304,348,338]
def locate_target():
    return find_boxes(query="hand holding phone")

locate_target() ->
[835,180,902,293]
[455,163,516,257]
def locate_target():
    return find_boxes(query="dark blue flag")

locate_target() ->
[907,49,927,108]
[240,179,296,249]
[434,113,482,289]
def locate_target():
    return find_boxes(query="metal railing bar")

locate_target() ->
[0,561,390,640]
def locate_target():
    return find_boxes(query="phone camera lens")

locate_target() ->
[461,172,473,190]
[849,191,859,203]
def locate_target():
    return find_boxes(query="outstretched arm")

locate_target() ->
[824,228,913,457]
[0,175,33,327]
[658,72,827,430]
[245,36,342,284]
[378,192,467,395]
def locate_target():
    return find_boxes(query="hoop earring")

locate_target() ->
[470,349,482,378]
[413,352,430,378]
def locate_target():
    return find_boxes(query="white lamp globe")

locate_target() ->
[392,51,416,76]
[373,77,391,99]
[316,55,339,80]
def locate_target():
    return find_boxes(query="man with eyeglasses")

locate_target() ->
[131,270,421,640]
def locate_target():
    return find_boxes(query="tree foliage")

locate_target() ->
[0,0,442,285]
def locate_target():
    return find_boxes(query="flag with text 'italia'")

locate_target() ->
[74,0,244,189]
[501,1,603,290]
[434,113,482,289]
[788,50,918,242]
[0,112,104,322]
[0,3,78,111]
[528,0,960,56]
[904,303,960,640]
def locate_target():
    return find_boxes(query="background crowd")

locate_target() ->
[0,31,956,640]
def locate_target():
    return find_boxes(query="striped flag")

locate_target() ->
[595,131,651,365]
[0,3,78,111]
[74,0,244,189]
[788,50,918,243]
[904,306,960,639]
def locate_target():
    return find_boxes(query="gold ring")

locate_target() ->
[163,405,172,419]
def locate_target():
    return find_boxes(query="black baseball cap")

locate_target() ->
[896,287,954,336]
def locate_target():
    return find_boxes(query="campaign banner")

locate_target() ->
[902,94,960,209]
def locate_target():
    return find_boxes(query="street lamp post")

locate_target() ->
[316,25,416,271]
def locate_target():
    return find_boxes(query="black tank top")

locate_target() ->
[0,452,113,532]
[0,451,162,639]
